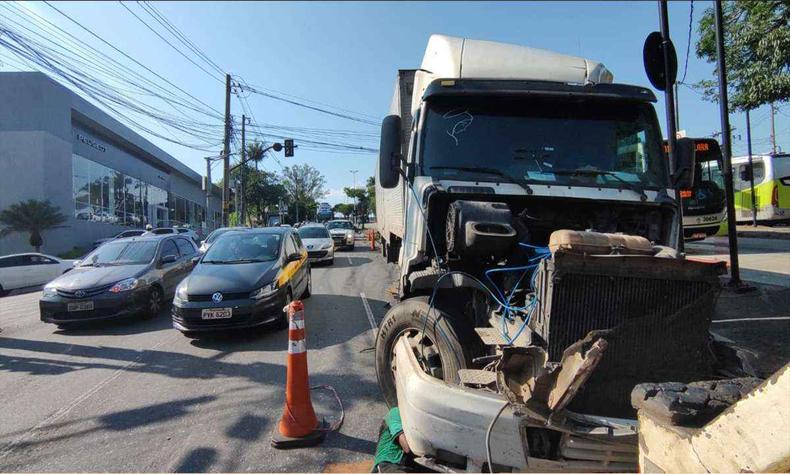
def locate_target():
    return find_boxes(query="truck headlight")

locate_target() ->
[42,285,58,298]
[109,278,139,293]
[250,282,277,300]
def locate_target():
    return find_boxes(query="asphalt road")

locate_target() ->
[0,243,398,472]
[1,237,788,472]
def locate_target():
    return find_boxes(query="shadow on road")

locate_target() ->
[173,447,218,473]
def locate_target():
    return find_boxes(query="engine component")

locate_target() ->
[548,230,654,256]
[446,201,516,259]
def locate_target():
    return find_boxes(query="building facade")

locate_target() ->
[0,72,221,256]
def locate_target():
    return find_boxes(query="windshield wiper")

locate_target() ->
[551,169,648,201]
[429,166,533,195]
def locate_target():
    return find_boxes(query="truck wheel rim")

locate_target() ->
[392,329,444,380]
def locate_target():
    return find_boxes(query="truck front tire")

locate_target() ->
[375,296,481,407]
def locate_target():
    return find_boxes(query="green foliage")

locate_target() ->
[0,199,67,252]
[342,176,376,223]
[366,176,376,214]
[333,203,354,217]
[281,164,327,221]
[695,0,790,110]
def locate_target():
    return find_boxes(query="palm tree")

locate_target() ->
[0,199,68,252]
[246,141,266,170]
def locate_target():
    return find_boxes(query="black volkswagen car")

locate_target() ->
[40,234,198,328]
[171,227,311,335]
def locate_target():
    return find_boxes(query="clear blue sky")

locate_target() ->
[4,1,787,205]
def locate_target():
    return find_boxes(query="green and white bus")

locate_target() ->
[666,138,727,240]
[732,153,790,225]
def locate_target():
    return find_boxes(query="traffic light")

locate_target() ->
[284,138,294,157]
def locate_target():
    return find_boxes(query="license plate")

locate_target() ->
[67,301,94,312]
[201,308,232,320]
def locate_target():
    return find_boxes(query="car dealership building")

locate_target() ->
[0,72,222,256]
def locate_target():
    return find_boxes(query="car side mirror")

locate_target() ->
[160,254,177,265]
[378,115,402,189]
[286,252,302,263]
[72,260,81,267]
[672,137,696,190]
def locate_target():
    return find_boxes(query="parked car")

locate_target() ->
[198,226,248,254]
[172,227,311,335]
[326,219,355,250]
[144,227,200,245]
[0,253,76,296]
[92,229,146,249]
[297,224,334,265]
[39,234,198,327]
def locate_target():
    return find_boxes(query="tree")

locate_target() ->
[230,166,286,225]
[366,176,376,214]
[0,199,67,252]
[333,203,354,217]
[281,164,327,221]
[695,1,790,111]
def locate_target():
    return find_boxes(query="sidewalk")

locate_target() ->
[736,224,790,240]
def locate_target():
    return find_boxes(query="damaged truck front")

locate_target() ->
[373,35,757,472]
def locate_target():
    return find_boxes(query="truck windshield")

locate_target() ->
[420,96,669,189]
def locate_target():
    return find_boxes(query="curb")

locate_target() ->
[736,230,790,241]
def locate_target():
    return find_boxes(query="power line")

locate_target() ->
[117,1,224,83]
[680,0,694,84]
[138,1,225,76]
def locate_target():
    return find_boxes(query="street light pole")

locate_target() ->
[350,169,358,225]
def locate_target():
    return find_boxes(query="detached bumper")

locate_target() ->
[392,337,529,471]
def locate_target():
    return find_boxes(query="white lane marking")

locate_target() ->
[359,292,377,334]
[712,316,790,324]
[0,335,174,461]
[347,256,353,265]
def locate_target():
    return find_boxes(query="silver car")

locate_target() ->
[297,224,334,265]
[326,219,355,251]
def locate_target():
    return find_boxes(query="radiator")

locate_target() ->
[529,252,724,417]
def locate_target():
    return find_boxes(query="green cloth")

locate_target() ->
[373,407,405,468]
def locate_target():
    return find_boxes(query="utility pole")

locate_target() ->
[240,114,246,225]
[745,110,757,226]
[714,0,743,288]
[222,74,232,226]
[205,156,212,230]
[770,102,777,154]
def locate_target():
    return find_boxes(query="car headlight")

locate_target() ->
[346,232,354,241]
[109,278,139,293]
[250,282,277,300]
[42,285,58,297]
[175,282,188,302]
[321,242,332,249]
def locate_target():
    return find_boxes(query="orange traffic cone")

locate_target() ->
[271,300,326,449]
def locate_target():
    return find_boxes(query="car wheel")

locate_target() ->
[374,296,482,408]
[327,258,334,266]
[143,286,163,319]
[302,269,312,299]
[0,285,7,297]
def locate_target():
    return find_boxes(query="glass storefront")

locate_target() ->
[72,154,205,229]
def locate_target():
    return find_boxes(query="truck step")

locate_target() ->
[458,369,497,387]
[475,327,511,346]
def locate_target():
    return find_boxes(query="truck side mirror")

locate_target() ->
[378,115,402,189]
[672,137,696,189]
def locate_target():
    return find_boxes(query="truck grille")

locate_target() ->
[530,252,724,417]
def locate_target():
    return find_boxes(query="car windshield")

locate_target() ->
[202,233,281,263]
[80,241,158,266]
[326,221,353,230]
[298,227,330,239]
[421,96,669,189]
[204,228,235,244]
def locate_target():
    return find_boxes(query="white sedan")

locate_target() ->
[0,253,76,296]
